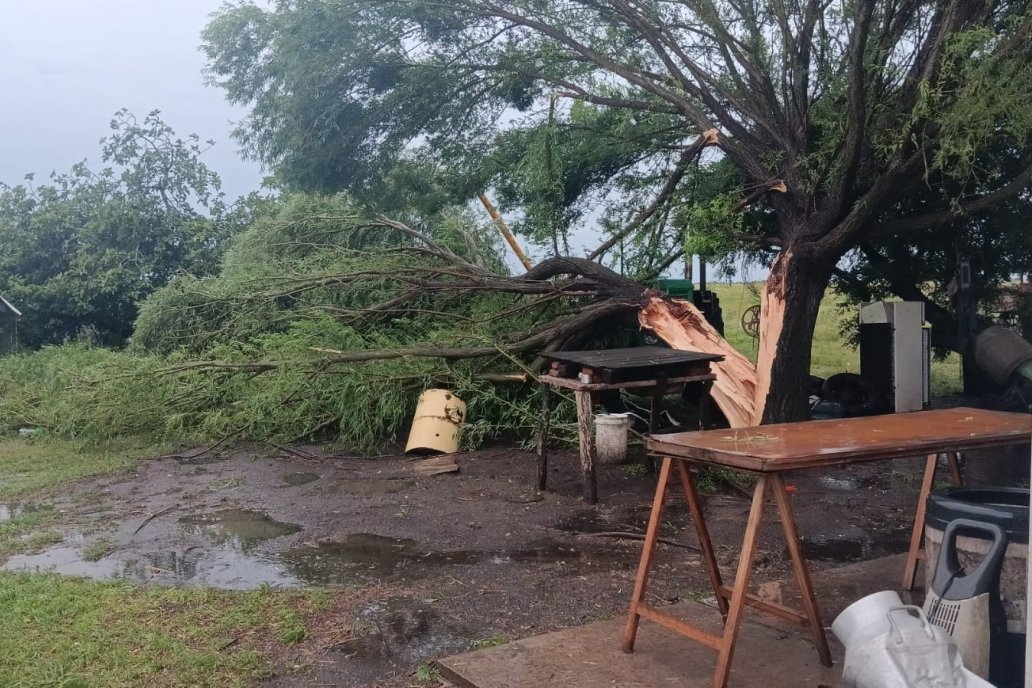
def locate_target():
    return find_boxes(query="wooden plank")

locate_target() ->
[412,455,460,475]
[543,346,724,369]
[647,408,1032,472]
[635,605,724,651]
[676,462,728,617]
[438,599,843,688]
[538,373,715,392]
[715,586,807,626]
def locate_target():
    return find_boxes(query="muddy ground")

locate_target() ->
[1,444,927,686]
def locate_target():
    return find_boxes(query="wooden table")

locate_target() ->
[623,407,1032,688]
[536,347,721,504]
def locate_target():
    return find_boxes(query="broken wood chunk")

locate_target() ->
[412,455,460,476]
[639,296,759,428]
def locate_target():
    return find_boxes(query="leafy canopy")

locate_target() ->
[0,110,271,347]
[203,1,1032,270]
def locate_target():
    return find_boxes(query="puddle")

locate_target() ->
[6,545,132,579]
[179,509,302,549]
[334,479,415,496]
[0,503,39,522]
[818,476,865,491]
[281,534,429,584]
[5,516,623,589]
[310,597,472,687]
[801,525,912,562]
[281,534,625,585]
[5,543,302,589]
[281,472,321,487]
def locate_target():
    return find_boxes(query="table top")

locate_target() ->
[542,347,724,370]
[538,371,716,392]
[647,407,1032,472]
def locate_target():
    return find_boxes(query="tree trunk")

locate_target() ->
[754,250,835,424]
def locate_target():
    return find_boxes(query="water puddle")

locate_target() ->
[281,534,624,585]
[6,544,132,579]
[818,475,874,491]
[4,505,618,588]
[801,525,911,562]
[334,479,414,496]
[0,503,39,522]
[281,472,321,487]
[179,509,302,549]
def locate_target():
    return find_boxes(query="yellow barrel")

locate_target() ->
[404,389,467,455]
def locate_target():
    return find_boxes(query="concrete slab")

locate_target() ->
[438,554,920,688]
[439,600,840,688]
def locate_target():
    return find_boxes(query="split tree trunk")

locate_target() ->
[641,249,833,426]
[639,297,758,427]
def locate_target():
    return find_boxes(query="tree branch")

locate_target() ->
[875,160,1032,237]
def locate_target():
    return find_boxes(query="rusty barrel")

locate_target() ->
[405,389,466,455]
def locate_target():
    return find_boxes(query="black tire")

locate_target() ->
[821,372,885,416]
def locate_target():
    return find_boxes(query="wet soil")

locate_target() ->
[1,444,926,686]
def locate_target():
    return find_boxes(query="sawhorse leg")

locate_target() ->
[902,451,963,590]
[623,462,830,688]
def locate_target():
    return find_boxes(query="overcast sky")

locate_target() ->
[0,0,263,200]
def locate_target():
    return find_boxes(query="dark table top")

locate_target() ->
[647,407,1032,472]
[542,346,724,370]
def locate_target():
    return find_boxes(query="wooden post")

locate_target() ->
[537,383,551,490]
[675,461,728,616]
[575,389,598,503]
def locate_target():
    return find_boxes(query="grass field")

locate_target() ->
[0,573,325,688]
[708,282,963,395]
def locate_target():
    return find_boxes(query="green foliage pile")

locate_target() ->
[0,195,576,451]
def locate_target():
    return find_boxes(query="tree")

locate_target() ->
[0,110,269,347]
[204,1,1032,422]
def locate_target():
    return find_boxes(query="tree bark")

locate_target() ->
[754,250,835,424]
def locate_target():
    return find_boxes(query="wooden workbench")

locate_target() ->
[624,407,1032,688]
[536,347,721,503]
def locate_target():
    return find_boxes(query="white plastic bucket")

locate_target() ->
[832,590,904,650]
[595,413,630,465]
